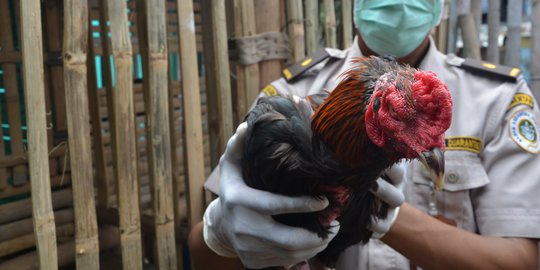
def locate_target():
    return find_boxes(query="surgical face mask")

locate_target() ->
[354,0,442,57]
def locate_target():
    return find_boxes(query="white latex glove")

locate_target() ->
[368,163,407,239]
[203,123,340,268]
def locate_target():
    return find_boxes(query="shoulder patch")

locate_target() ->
[458,58,521,82]
[282,48,330,82]
[445,136,482,153]
[509,110,540,154]
[507,93,535,111]
[261,84,278,97]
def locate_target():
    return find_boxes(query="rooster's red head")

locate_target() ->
[312,56,452,190]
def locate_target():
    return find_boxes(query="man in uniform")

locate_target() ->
[188,0,540,268]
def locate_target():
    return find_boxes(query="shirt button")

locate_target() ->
[446,171,459,184]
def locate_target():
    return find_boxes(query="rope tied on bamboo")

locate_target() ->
[228,31,291,65]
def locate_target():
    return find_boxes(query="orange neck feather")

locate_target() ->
[311,68,385,169]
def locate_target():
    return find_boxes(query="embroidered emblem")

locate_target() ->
[445,136,482,153]
[510,110,540,154]
[261,84,278,96]
[507,93,535,111]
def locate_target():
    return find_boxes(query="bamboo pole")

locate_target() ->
[487,0,501,63]
[447,0,458,54]
[20,0,58,268]
[136,0,177,268]
[287,0,305,62]
[532,0,540,99]
[435,0,449,53]
[504,0,523,67]
[99,0,118,193]
[255,0,285,87]
[63,0,100,269]
[0,1,9,191]
[0,0,28,187]
[87,10,112,208]
[304,0,319,54]
[323,0,337,48]
[178,0,207,228]
[44,0,68,136]
[341,0,353,49]
[41,2,55,150]
[200,0,220,168]
[105,1,144,269]
[214,0,234,153]
[457,0,481,59]
[470,0,482,41]
[233,0,260,123]
[167,7,185,270]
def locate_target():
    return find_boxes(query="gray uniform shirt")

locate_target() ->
[204,37,540,269]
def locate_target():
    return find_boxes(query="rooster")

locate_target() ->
[242,56,452,268]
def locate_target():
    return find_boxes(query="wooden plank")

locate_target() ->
[0,223,74,258]
[63,0,100,268]
[0,188,73,225]
[0,143,67,169]
[20,0,59,268]
[88,9,113,208]
[232,0,260,124]
[0,233,36,258]
[0,208,73,243]
[323,0,337,48]
[287,0,305,62]
[0,0,28,186]
[0,174,71,200]
[105,1,144,269]
[178,0,207,227]
[136,0,177,268]
[304,0,319,55]
[341,0,353,49]
[0,226,120,270]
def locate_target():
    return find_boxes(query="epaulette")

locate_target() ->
[282,48,330,82]
[449,56,521,83]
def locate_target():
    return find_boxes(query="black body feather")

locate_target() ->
[242,95,388,267]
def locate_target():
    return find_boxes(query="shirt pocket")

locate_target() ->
[407,151,490,231]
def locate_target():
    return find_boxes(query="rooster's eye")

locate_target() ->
[373,98,381,111]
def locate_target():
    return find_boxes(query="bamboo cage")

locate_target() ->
[0,0,539,269]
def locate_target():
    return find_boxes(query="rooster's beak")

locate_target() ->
[419,147,445,191]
